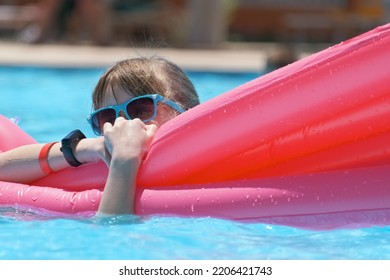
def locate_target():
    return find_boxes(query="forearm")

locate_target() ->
[0,138,105,183]
[96,118,157,216]
[0,143,68,183]
[97,156,140,216]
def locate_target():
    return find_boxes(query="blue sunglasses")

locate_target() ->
[87,94,185,135]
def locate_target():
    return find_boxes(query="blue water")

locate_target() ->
[1,66,390,260]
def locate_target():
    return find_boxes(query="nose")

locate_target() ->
[118,110,128,119]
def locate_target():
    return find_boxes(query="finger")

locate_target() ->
[102,122,113,134]
[146,123,158,137]
[114,116,126,125]
[132,118,146,128]
[148,120,159,128]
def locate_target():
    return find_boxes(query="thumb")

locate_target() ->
[142,124,158,160]
[145,123,158,138]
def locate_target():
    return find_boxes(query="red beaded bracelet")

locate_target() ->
[38,142,57,175]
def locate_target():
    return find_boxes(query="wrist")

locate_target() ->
[75,137,106,164]
[111,151,141,166]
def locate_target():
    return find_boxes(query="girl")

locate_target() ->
[0,56,200,215]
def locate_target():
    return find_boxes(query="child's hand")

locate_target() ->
[102,117,157,162]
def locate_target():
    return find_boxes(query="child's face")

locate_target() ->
[102,86,177,128]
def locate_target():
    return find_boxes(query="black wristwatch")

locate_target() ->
[60,129,86,167]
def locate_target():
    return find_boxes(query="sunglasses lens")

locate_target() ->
[126,97,156,121]
[91,109,116,135]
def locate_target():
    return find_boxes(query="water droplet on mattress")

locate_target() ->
[9,117,21,124]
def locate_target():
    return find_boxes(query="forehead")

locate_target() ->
[102,85,135,107]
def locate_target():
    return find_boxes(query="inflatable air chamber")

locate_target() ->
[1,24,390,228]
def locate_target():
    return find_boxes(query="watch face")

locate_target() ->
[61,130,86,167]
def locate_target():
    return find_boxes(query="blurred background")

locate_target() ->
[0,0,388,46]
[0,0,388,70]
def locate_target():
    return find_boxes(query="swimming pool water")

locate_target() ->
[1,66,390,260]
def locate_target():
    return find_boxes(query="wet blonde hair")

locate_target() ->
[92,56,199,111]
